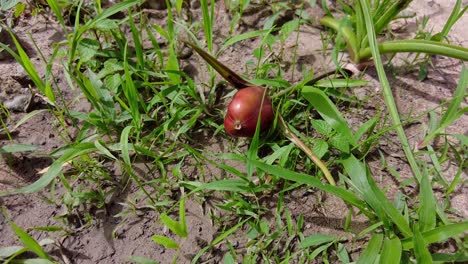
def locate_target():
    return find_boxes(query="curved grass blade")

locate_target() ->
[413,226,433,263]
[249,159,371,217]
[380,237,402,264]
[151,235,179,249]
[341,154,412,237]
[358,39,468,62]
[0,144,38,153]
[2,208,50,260]
[401,221,468,250]
[418,173,436,232]
[0,142,97,196]
[359,0,423,182]
[356,233,383,264]
[302,86,356,146]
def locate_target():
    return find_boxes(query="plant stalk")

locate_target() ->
[359,39,468,61]
[278,114,336,186]
[359,0,423,182]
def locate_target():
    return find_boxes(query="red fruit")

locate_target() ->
[224,86,274,138]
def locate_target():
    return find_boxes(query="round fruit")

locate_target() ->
[224,86,274,137]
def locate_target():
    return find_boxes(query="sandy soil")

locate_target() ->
[0,0,466,263]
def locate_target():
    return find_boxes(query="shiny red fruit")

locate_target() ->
[224,86,274,138]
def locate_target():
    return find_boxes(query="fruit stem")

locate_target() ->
[278,114,336,186]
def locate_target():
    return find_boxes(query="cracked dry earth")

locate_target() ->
[1,0,467,263]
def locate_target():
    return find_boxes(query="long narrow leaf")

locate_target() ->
[401,221,468,249]
[302,87,356,146]
[0,142,97,196]
[250,159,372,217]
[418,173,436,232]
[359,0,423,182]
[342,154,412,237]
[380,237,402,264]
[356,233,383,264]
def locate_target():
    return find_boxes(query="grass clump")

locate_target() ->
[0,0,466,263]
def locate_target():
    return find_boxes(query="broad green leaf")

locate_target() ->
[1,0,19,10]
[192,219,248,264]
[422,66,468,147]
[302,86,356,145]
[249,159,371,217]
[418,173,436,232]
[94,140,117,160]
[151,235,179,249]
[341,154,412,237]
[0,144,38,153]
[0,245,24,258]
[380,237,402,264]
[128,256,159,264]
[7,220,49,259]
[94,18,119,31]
[0,142,97,196]
[356,233,383,264]
[299,234,336,249]
[330,133,350,153]
[160,214,187,237]
[402,222,468,250]
[120,126,133,166]
[312,139,328,159]
[179,197,187,238]
[311,120,333,137]
[413,227,432,263]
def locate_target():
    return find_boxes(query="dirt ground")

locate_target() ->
[0,0,467,263]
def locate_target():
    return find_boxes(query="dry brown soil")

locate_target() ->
[0,0,467,263]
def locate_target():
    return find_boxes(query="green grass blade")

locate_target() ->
[0,144,38,153]
[422,66,468,147]
[302,86,356,146]
[342,154,413,237]
[2,209,49,260]
[200,0,214,52]
[94,140,117,160]
[299,234,336,249]
[218,29,273,55]
[380,237,402,264]
[437,0,467,40]
[401,221,468,250]
[250,159,372,217]
[120,126,133,166]
[373,0,412,36]
[0,142,97,196]
[179,197,187,237]
[418,173,436,232]
[2,30,49,100]
[45,0,67,31]
[128,9,144,70]
[123,43,142,131]
[160,214,187,237]
[191,218,249,264]
[183,179,251,193]
[319,16,359,62]
[356,233,383,264]
[413,226,433,263]
[151,235,179,249]
[359,0,423,182]
[358,39,468,61]
[314,79,369,88]
[128,256,159,264]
